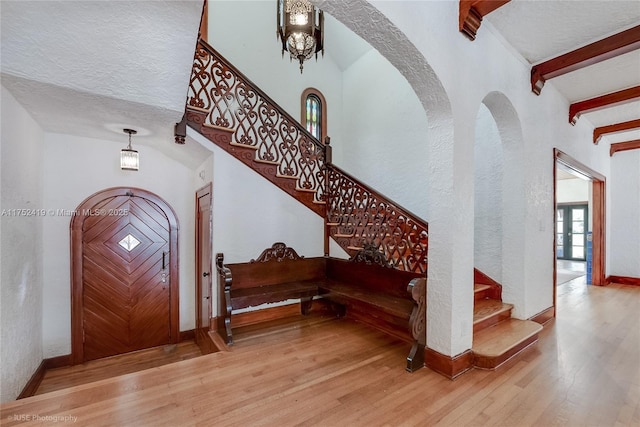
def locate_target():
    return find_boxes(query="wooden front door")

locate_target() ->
[195,184,213,353]
[71,188,179,363]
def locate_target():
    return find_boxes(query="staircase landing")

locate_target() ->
[472,318,543,369]
[471,282,543,370]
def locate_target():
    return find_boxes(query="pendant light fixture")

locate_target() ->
[277,0,324,73]
[120,128,139,171]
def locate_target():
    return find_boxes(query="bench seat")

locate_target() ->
[216,243,427,372]
[320,281,413,320]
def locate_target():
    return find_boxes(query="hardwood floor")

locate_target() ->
[2,282,639,426]
[34,341,203,396]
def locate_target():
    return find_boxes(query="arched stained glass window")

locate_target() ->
[306,95,321,139]
[301,88,327,142]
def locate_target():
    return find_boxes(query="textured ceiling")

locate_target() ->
[487,0,640,146]
[1,0,638,159]
[487,1,640,63]
[0,0,210,168]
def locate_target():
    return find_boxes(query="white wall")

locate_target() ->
[610,151,640,278]
[188,129,325,314]
[1,86,44,402]
[474,104,503,282]
[321,0,616,354]
[41,133,197,357]
[557,178,589,204]
[340,49,430,217]
[208,0,344,160]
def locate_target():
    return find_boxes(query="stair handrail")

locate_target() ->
[185,37,428,274]
[326,163,429,274]
[190,38,324,151]
[188,38,326,203]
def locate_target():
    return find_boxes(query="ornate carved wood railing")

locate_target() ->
[184,38,326,216]
[181,38,428,274]
[326,164,428,274]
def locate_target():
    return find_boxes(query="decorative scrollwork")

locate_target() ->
[350,243,391,268]
[185,39,428,275]
[408,277,426,344]
[327,166,428,274]
[250,242,304,263]
[186,40,326,207]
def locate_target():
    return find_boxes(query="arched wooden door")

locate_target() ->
[71,187,179,364]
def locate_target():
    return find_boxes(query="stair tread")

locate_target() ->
[473,299,513,324]
[474,284,491,293]
[473,318,543,357]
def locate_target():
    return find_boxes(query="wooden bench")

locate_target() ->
[216,242,426,372]
[322,253,426,371]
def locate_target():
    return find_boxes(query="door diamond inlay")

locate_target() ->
[118,234,141,252]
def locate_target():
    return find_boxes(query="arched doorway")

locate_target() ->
[70,187,179,364]
[474,92,526,316]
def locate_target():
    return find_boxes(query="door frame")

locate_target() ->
[195,183,213,352]
[554,149,606,300]
[70,187,180,364]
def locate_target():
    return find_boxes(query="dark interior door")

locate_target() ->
[556,204,588,261]
[195,184,213,353]
[82,195,172,361]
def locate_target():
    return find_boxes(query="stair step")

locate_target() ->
[473,283,491,301]
[473,299,513,333]
[472,318,543,369]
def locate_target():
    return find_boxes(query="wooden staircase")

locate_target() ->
[181,37,540,375]
[471,278,543,369]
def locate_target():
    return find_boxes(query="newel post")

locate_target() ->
[324,136,332,257]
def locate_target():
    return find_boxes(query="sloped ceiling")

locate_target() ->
[2,0,639,160]
[0,0,210,167]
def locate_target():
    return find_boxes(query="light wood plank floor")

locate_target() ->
[2,282,639,426]
[34,341,203,395]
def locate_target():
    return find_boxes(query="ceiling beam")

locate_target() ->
[570,86,640,125]
[531,25,640,95]
[610,139,640,156]
[459,0,511,41]
[593,119,640,144]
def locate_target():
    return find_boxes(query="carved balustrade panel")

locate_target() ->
[186,40,428,269]
[327,167,428,274]
[187,40,326,203]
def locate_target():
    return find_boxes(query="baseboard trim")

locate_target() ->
[44,354,73,369]
[607,276,640,286]
[17,360,46,400]
[179,329,196,341]
[17,353,73,399]
[17,329,197,401]
[424,348,473,380]
[529,306,555,326]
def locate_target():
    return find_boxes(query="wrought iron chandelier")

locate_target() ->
[277,0,324,73]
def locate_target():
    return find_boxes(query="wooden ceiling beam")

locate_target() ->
[531,25,640,95]
[570,86,640,125]
[593,119,640,144]
[459,0,511,41]
[610,139,640,156]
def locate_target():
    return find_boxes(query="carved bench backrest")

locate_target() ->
[326,258,421,299]
[227,257,326,289]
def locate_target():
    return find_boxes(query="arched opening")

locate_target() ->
[474,103,504,283]
[475,92,526,317]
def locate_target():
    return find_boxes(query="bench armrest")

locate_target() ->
[216,253,234,344]
[407,277,426,372]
